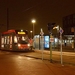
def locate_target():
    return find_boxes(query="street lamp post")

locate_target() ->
[31,19,36,38]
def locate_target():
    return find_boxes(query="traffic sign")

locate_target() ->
[50,38,54,42]
[60,27,63,34]
[40,28,44,36]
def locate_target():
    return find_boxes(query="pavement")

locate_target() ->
[21,49,75,65]
[18,49,75,75]
[0,48,75,75]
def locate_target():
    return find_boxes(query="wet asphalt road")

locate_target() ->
[0,51,53,75]
[0,51,75,75]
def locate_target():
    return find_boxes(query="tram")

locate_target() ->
[1,29,31,51]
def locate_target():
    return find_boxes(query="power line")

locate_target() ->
[23,0,47,12]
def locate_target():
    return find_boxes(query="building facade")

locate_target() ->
[63,14,75,48]
[63,13,75,35]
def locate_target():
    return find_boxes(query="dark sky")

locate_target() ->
[0,0,75,34]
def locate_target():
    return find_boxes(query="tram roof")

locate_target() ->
[2,29,28,35]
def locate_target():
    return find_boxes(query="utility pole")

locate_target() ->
[47,23,56,63]
[53,26,64,65]
[59,27,63,65]
[50,33,52,62]
[40,28,44,60]
[7,8,9,30]
[7,0,9,30]
[74,27,75,50]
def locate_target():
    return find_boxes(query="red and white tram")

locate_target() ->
[1,29,31,51]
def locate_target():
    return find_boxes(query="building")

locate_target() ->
[63,13,75,35]
[63,14,75,47]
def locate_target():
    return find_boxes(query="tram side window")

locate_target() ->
[4,36,7,44]
[14,36,18,43]
[7,36,9,44]
[1,37,4,48]
[10,36,12,44]
[1,37,4,44]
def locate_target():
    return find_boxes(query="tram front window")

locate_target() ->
[19,40,28,44]
[18,40,30,49]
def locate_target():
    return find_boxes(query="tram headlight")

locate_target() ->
[28,44,30,47]
[18,44,21,47]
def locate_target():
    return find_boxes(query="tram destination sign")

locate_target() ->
[18,32,26,34]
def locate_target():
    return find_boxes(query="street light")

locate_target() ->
[30,31,33,38]
[31,19,36,38]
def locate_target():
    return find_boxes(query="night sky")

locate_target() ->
[0,0,75,35]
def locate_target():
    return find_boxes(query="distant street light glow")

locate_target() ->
[21,29,23,32]
[30,30,32,33]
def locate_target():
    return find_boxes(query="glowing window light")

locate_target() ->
[55,38,58,42]
[1,45,4,48]
[14,36,17,43]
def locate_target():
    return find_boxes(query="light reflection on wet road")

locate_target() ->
[0,51,75,75]
[0,51,53,75]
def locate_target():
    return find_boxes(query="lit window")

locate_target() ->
[14,36,17,43]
